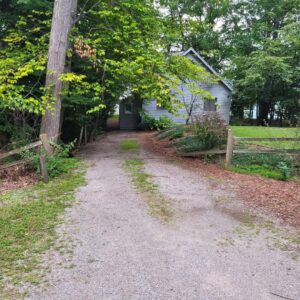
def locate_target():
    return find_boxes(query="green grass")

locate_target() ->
[0,159,86,298]
[123,159,173,221]
[229,126,299,180]
[120,139,140,151]
[231,164,284,180]
[230,126,300,149]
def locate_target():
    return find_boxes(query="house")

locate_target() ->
[119,48,232,130]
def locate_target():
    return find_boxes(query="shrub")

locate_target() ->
[157,126,185,140]
[140,114,173,130]
[191,113,227,150]
[22,141,77,178]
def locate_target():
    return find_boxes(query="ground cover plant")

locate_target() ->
[231,153,298,180]
[156,126,185,141]
[140,115,174,131]
[0,159,86,298]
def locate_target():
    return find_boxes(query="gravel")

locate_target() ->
[27,132,300,300]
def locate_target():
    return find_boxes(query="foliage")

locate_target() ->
[232,153,298,180]
[21,141,77,178]
[191,113,227,149]
[140,114,174,131]
[173,135,205,153]
[157,126,185,140]
[0,159,85,298]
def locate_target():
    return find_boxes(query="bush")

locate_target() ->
[191,113,227,150]
[22,141,77,178]
[140,114,173,131]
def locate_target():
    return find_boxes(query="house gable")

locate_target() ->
[182,47,233,92]
[139,49,233,128]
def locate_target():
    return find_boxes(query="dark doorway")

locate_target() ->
[119,97,142,130]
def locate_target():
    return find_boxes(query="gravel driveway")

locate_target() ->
[28,132,300,300]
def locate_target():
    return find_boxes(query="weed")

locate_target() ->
[123,159,173,221]
[232,153,297,180]
[120,139,140,151]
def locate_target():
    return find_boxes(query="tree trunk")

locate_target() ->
[257,101,270,126]
[40,0,78,141]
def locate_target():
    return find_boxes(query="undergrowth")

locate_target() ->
[232,153,299,180]
[0,159,86,299]
[157,126,185,140]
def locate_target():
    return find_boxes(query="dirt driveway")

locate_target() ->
[28,132,300,300]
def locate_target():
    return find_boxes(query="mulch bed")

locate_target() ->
[0,165,37,193]
[140,132,300,229]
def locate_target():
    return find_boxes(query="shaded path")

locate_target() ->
[28,132,300,300]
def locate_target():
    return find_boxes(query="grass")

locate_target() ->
[120,139,140,151]
[0,159,86,299]
[230,126,300,180]
[231,126,300,149]
[123,159,173,222]
[231,164,284,180]
[231,152,297,180]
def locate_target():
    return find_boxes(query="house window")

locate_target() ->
[204,98,217,112]
[156,103,165,110]
[124,103,133,114]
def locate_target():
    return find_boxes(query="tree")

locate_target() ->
[40,0,78,141]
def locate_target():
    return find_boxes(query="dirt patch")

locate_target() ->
[0,165,37,192]
[140,132,300,229]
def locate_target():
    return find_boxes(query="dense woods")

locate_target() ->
[0,0,299,146]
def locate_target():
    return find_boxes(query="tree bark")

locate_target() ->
[41,0,78,141]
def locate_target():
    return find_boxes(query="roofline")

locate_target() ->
[182,47,233,92]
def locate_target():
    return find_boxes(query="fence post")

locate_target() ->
[225,129,234,168]
[40,133,53,156]
[39,155,49,183]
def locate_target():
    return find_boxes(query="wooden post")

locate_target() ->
[84,126,88,145]
[40,133,53,156]
[78,126,84,146]
[39,155,49,183]
[225,129,234,168]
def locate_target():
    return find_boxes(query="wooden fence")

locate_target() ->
[0,134,55,183]
[178,129,300,167]
[225,129,300,167]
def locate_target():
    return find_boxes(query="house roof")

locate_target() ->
[182,47,233,92]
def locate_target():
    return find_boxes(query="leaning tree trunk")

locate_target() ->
[41,0,78,141]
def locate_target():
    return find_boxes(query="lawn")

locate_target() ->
[230,126,299,180]
[230,126,300,150]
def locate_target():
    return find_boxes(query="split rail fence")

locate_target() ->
[178,129,300,167]
[0,134,56,183]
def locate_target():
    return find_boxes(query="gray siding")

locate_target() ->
[143,81,231,125]
[143,51,231,124]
